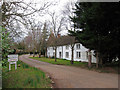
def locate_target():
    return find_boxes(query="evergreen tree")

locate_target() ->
[41,22,48,56]
[69,2,120,65]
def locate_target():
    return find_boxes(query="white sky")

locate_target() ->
[2,0,77,42]
[24,0,77,36]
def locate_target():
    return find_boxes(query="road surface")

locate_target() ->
[19,55,118,88]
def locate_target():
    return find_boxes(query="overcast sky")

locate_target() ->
[24,0,77,36]
[1,0,77,42]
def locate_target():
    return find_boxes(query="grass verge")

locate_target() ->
[2,60,52,88]
[30,57,88,67]
[30,57,118,74]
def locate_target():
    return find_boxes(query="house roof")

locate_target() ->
[47,34,79,47]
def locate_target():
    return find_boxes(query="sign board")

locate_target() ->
[8,54,18,70]
[8,54,18,62]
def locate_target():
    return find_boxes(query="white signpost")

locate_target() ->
[8,54,18,70]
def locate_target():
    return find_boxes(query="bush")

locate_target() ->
[51,56,55,59]
[1,26,13,66]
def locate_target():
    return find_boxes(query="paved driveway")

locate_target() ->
[19,55,118,88]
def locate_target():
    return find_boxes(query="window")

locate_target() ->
[76,44,80,49]
[76,52,81,59]
[66,52,69,58]
[66,45,69,49]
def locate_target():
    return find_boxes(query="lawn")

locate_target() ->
[30,57,118,74]
[2,60,52,88]
[30,57,88,68]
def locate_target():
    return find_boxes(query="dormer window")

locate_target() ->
[66,45,69,50]
[76,44,80,49]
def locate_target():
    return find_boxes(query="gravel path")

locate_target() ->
[19,55,118,88]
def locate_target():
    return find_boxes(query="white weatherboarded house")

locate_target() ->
[47,34,96,63]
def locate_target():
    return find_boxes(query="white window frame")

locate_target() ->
[76,52,81,59]
[66,45,69,50]
[76,44,80,49]
[66,52,69,58]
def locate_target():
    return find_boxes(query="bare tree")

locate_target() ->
[1,0,52,41]
[36,22,43,58]
[23,21,49,58]
[63,1,76,31]
[33,21,49,58]
[49,12,65,62]
[27,19,37,57]
[63,1,76,64]
[23,33,33,52]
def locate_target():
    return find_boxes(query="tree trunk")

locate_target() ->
[39,52,41,58]
[118,55,120,75]
[33,46,36,57]
[96,51,99,68]
[99,54,103,67]
[88,50,92,68]
[118,56,120,63]
[55,47,57,62]
[71,47,74,64]
[33,52,35,57]
[39,48,41,58]
[45,48,47,57]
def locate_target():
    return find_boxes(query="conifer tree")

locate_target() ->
[69,2,120,66]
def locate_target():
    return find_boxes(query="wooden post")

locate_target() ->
[9,63,11,70]
[15,62,17,70]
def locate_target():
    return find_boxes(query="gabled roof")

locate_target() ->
[47,34,79,47]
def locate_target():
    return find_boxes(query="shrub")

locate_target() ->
[1,26,13,66]
[51,56,55,59]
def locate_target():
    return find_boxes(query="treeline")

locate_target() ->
[12,22,49,57]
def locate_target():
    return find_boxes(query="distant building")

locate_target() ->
[47,34,96,63]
